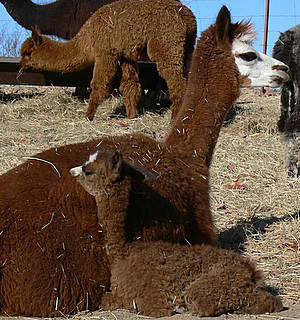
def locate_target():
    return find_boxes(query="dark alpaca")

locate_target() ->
[273,25,300,177]
[0,5,288,316]
[19,0,196,120]
[70,148,283,317]
[0,0,114,39]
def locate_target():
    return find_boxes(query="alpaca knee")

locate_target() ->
[165,76,186,120]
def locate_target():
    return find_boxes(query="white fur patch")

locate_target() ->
[85,151,99,165]
[236,30,256,44]
[70,166,83,177]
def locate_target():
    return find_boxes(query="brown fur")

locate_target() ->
[72,149,283,317]
[0,7,256,316]
[19,0,196,120]
[2,0,177,98]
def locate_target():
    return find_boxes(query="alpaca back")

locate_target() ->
[74,0,196,61]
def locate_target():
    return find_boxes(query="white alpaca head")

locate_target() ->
[232,27,289,87]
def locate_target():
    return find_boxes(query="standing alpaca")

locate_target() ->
[1,0,174,100]
[70,148,283,317]
[19,0,197,120]
[0,5,288,317]
[273,25,300,177]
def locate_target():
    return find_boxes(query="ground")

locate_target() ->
[0,86,299,319]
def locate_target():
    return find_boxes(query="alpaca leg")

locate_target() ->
[86,55,118,121]
[184,263,283,316]
[109,260,173,317]
[278,84,300,177]
[278,112,300,177]
[147,38,186,120]
[119,62,142,119]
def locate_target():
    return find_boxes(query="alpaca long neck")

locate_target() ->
[1,0,79,39]
[165,27,240,168]
[33,37,92,73]
[95,179,131,264]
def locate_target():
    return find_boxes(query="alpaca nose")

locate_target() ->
[272,64,289,73]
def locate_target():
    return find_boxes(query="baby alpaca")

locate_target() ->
[19,0,196,120]
[70,150,283,317]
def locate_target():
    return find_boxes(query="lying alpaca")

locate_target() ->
[0,5,288,316]
[273,25,300,177]
[19,0,197,120]
[70,149,283,317]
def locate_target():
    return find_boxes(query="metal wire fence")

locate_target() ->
[0,0,299,56]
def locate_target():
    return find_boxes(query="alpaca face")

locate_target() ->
[19,38,36,68]
[232,38,289,88]
[70,150,156,196]
[70,151,123,196]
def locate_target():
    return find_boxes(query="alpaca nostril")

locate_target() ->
[272,64,289,72]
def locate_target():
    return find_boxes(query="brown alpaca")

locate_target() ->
[1,0,176,99]
[19,0,197,120]
[0,6,288,316]
[70,149,283,317]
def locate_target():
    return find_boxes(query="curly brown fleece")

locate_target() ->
[19,0,196,120]
[72,149,283,317]
[0,6,253,316]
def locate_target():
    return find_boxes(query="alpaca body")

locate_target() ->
[273,25,300,177]
[20,0,197,119]
[71,150,283,317]
[0,5,289,316]
[108,242,283,316]
[2,0,175,101]
[0,137,213,316]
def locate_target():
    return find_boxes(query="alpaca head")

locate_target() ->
[231,21,289,87]
[272,29,294,68]
[19,26,52,70]
[70,150,157,197]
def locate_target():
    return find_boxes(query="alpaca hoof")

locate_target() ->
[127,112,137,119]
[86,112,95,121]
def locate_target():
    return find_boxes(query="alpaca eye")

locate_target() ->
[82,166,94,176]
[239,52,257,62]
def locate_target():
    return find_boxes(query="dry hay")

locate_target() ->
[0,85,299,319]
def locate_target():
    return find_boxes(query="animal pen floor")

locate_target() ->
[0,86,299,320]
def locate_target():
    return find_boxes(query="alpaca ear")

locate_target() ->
[31,25,43,47]
[128,165,158,181]
[127,164,158,181]
[215,6,232,47]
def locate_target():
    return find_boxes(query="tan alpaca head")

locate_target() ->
[20,26,41,65]
[19,26,51,71]
[70,150,157,196]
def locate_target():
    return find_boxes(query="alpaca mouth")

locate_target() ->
[275,71,289,83]
[270,73,289,87]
